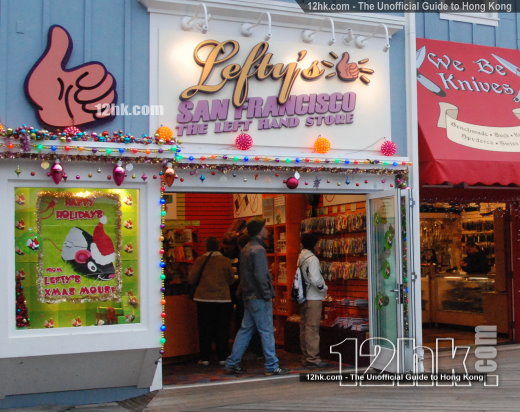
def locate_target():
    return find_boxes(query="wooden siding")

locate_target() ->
[0,0,149,134]
[416,12,520,49]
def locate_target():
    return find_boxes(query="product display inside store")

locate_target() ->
[420,202,511,340]
[160,193,373,377]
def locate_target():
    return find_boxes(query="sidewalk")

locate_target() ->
[7,345,519,412]
[144,344,520,412]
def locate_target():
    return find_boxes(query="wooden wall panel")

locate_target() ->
[0,0,149,134]
[416,11,519,50]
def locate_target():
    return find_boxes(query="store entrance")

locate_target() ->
[420,202,513,348]
[160,192,407,385]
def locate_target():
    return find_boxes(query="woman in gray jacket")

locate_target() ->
[298,232,329,368]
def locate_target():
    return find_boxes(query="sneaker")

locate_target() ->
[304,361,329,369]
[218,360,226,366]
[265,367,289,376]
[197,360,210,366]
[225,365,247,374]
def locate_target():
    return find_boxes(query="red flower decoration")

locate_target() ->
[381,140,397,156]
[235,133,253,151]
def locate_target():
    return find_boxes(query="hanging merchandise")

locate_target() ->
[112,161,126,186]
[320,260,368,280]
[301,213,366,235]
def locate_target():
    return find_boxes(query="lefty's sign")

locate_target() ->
[156,30,392,152]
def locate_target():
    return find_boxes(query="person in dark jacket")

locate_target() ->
[461,242,490,274]
[188,236,234,365]
[225,218,288,376]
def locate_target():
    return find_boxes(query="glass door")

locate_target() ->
[366,190,410,372]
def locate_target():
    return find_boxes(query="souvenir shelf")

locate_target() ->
[300,202,369,330]
[420,203,509,331]
[282,200,369,365]
[264,195,307,345]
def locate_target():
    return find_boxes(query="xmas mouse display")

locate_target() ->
[61,215,117,281]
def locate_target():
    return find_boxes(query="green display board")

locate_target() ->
[14,188,140,329]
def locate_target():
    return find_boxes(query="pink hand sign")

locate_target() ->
[25,25,117,128]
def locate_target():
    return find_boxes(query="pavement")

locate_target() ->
[5,345,520,412]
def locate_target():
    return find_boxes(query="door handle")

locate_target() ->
[391,285,405,304]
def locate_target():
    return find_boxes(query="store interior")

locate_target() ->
[161,193,371,384]
[420,201,513,347]
[159,193,514,384]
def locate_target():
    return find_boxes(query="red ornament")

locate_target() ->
[286,177,299,189]
[380,140,397,156]
[50,160,64,184]
[64,126,81,136]
[113,161,125,186]
[235,133,253,150]
[163,163,176,187]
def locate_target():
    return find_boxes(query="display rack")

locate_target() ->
[419,203,510,332]
[299,201,369,332]
[265,195,307,345]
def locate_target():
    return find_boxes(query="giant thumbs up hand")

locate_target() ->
[25,25,117,128]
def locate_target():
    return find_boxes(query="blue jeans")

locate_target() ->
[226,299,279,371]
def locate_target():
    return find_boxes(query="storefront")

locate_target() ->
[416,38,520,345]
[143,0,421,377]
[0,0,420,405]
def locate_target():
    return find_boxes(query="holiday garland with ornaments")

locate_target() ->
[2,122,409,354]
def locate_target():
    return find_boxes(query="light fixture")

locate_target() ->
[302,17,336,46]
[181,3,210,34]
[354,23,390,52]
[241,12,272,41]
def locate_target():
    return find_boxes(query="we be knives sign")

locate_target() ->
[417,38,520,156]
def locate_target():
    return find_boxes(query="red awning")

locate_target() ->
[417,39,520,186]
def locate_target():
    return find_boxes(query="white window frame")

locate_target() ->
[440,11,499,26]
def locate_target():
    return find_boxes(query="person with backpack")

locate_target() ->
[297,232,329,368]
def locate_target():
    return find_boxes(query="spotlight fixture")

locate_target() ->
[181,3,210,34]
[241,12,272,41]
